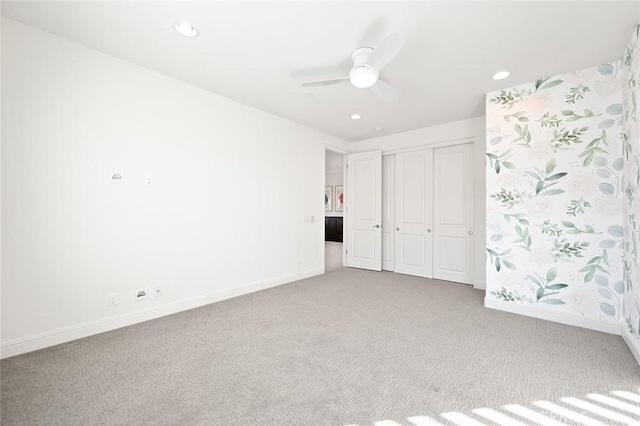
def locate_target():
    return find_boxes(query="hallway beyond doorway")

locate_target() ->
[325,242,342,271]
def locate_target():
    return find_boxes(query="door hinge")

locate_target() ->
[346,249,348,254]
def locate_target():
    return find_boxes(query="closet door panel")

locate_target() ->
[433,143,474,284]
[394,150,433,278]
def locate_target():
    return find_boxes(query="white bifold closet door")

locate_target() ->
[346,151,382,271]
[433,143,474,284]
[394,143,474,283]
[394,149,433,278]
[345,144,473,283]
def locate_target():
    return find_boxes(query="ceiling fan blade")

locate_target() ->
[301,77,349,87]
[366,32,404,71]
[369,79,398,102]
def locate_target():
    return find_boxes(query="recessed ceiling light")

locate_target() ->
[350,114,362,120]
[374,127,383,132]
[175,21,199,38]
[491,71,511,80]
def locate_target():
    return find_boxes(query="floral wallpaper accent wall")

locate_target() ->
[486,62,625,322]
[623,25,640,338]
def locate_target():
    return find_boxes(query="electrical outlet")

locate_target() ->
[110,171,124,184]
[135,288,148,301]
[145,175,153,186]
[108,293,118,306]
[153,286,162,297]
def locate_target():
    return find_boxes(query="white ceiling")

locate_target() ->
[3,1,639,142]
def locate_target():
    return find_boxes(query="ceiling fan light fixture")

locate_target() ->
[175,21,199,38]
[350,114,362,120]
[349,65,378,88]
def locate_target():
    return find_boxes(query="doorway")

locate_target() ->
[325,149,345,271]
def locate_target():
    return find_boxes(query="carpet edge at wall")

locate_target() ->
[622,326,640,366]
[484,297,621,335]
[0,268,324,359]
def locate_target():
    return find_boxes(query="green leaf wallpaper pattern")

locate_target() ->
[486,58,625,321]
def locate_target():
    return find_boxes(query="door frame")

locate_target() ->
[380,136,475,156]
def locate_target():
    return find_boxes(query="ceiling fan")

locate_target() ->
[301,32,404,102]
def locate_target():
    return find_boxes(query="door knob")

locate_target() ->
[427,229,432,233]
[468,231,474,235]
[373,224,380,228]
[396,227,400,231]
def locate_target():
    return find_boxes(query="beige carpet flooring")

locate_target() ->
[2,265,640,425]
[325,241,343,271]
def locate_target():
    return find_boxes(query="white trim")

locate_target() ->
[321,148,327,273]
[622,325,640,366]
[342,154,348,267]
[484,297,621,335]
[473,280,486,290]
[381,137,475,156]
[1,268,323,359]
[324,144,349,155]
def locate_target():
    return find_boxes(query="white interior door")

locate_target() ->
[433,143,474,284]
[346,151,382,271]
[395,149,433,278]
[381,155,395,271]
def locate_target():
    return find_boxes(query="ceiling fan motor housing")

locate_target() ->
[350,47,373,66]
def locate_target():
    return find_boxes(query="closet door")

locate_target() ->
[346,151,382,271]
[394,150,433,278]
[381,155,395,271]
[433,143,474,284]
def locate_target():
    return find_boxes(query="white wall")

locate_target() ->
[349,117,486,288]
[1,18,347,357]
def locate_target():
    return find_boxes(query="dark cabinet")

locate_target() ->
[325,217,343,242]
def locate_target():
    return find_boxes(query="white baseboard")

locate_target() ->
[621,325,640,366]
[1,268,323,359]
[473,279,486,290]
[484,297,621,335]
